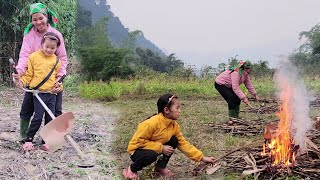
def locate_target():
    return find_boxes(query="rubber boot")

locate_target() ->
[228,109,237,119]
[235,106,240,118]
[20,119,30,140]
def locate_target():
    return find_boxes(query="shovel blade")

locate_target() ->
[40,112,75,152]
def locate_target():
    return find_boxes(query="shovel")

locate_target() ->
[9,58,94,168]
[39,112,74,153]
[25,89,95,168]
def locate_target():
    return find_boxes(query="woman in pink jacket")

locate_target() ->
[14,3,68,140]
[214,60,259,119]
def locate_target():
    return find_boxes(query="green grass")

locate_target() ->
[78,76,282,101]
[77,75,320,102]
[78,75,320,179]
[78,78,220,101]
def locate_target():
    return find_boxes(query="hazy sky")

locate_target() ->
[107,0,320,68]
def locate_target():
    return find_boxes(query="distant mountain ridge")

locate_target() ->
[78,0,165,56]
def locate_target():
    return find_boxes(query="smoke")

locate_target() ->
[274,60,314,150]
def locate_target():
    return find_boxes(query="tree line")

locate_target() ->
[289,23,320,76]
[1,0,319,86]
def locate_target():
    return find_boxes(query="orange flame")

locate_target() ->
[261,84,296,166]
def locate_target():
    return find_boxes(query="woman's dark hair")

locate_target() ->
[41,32,61,47]
[157,93,178,113]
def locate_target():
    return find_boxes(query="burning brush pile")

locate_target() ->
[195,62,320,179]
[261,83,299,168]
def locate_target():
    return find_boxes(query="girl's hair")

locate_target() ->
[157,93,178,113]
[142,94,178,121]
[41,32,61,47]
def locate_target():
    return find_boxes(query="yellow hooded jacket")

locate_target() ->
[20,50,61,91]
[127,113,204,162]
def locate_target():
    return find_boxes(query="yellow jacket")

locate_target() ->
[127,113,204,162]
[20,50,61,91]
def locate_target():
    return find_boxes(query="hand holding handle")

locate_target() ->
[9,58,18,74]
[58,74,66,83]
[243,97,253,109]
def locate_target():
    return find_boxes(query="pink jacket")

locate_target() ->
[16,24,67,79]
[215,70,256,100]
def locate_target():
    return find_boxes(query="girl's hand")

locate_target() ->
[12,73,24,90]
[201,156,215,164]
[14,79,23,89]
[162,145,175,156]
[12,73,20,80]
[51,86,62,94]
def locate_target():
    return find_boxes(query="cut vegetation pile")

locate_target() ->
[191,98,320,179]
[194,121,320,180]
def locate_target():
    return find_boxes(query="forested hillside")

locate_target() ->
[76,1,185,82]
[78,0,165,56]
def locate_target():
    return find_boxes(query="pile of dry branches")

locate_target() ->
[203,118,278,136]
[310,98,320,107]
[250,97,320,108]
[193,130,320,179]
[243,105,278,115]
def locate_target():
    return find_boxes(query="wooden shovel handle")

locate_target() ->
[66,134,86,159]
[247,103,254,109]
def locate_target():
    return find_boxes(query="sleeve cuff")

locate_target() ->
[196,153,204,162]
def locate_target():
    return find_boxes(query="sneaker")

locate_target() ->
[154,167,175,177]
[22,142,35,151]
[122,167,138,180]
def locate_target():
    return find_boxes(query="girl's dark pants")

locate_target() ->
[214,82,241,111]
[25,93,56,141]
[20,91,63,120]
[130,135,178,173]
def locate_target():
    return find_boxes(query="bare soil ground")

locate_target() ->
[0,87,121,180]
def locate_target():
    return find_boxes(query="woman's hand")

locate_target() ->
[254,94,260,101]
[243,97,249,104]
[243,97,253,109]
[201,156,215,164]
[51,81,62,94]
[162,145,175,156]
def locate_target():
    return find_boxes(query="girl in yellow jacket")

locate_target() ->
[123,94,215,179]
[14,32,61,151]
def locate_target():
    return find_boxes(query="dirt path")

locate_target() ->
[0,87,121,180]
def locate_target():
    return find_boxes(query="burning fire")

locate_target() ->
[261,84,297,167]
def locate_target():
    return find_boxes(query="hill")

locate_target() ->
[78,0,166,56]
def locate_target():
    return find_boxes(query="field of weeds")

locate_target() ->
[108,94,320,179]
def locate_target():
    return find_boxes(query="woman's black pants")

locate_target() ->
[214,82,241,110]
